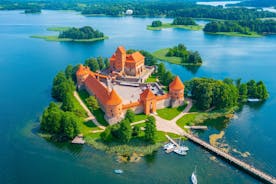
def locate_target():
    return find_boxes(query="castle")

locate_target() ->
[76,46,185,124]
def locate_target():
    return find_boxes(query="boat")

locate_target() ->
[191,168,198,184]
[163,142,175,150]
[114,169,123,174]
[173,147,187,156]
[247,98,260,102]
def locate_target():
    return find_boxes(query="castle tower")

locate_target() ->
[105,89,123,123]
[113,46,126,72]
[140,88,156,115]
[169,76,185,107]
[76,64,93,89]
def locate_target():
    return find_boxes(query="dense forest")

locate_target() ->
[227,0,276,8]
[24,7,41,14]
[185,78,269,110]
[204,19,276,35]
[166,44,202,65]
[172,17,196,25]
[59,26,105,40]
[1,0,276,20]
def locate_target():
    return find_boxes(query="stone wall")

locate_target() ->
[156,97,171,109]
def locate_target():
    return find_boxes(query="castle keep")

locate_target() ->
[76,46,185,124]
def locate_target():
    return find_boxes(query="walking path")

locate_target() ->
[73,91,105,130]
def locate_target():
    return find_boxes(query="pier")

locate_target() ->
[184,125,208,130]
[181,132,276,184]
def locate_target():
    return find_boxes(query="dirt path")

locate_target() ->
[73,91,105,130]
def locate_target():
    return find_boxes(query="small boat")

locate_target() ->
[247,98,260,102]
[191,168,198,184]
[163,142,175,150]
[173,147,187,156]
[114,169,123,174]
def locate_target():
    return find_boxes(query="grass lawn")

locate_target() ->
[205,31,262,38]
[176,113,198,128]
[31,35,108,42]
[146,75,157,83]
[157,103,187,120]
[133,114,148,122]
[147,23,202,31]
[152,48,201,66]
[78,120,102,135]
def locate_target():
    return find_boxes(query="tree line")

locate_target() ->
[101,110,157,144]
[185,78,269,111]
[59,26,105,40]
[2,1,275,20]
[166,44,202,65]
[204,19,276,35]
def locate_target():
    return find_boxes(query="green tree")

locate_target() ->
[144,116,157,143]
[85,58,100,72]
[65,65,74,79]
[239,83,248,102]
[86,96,99,111]
[61,93,75,112]
[40,102,63,134]
[132,125,141,137]
[60,112,80,139]
[256,81,269,100]
[118,119,132,143]
[151,20,162,27]
[100,126,113,142]
[52,72,75,102]
[97,56,105,70]
[125,109,135,123]
[247,80,258,98]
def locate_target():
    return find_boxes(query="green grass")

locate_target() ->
[157,103,187,120]
[133,114,148,122]
[205,31,262,38]
[147,23,203,31]
[152,48,201,66]
[176,113,198,128]
[31,35,109,42]
[146,75,157,83]
[47,27,71,32]
[77,120,102,135]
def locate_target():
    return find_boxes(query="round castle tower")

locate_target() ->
[104,89,123,124]
[169,76,185,107]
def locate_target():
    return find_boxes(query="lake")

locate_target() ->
[0,10,276,184]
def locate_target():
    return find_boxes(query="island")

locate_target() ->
[152,44,203,66]
[31,26,108,42]
[39,46,268,162]
[203,19,276,37]
[147,17,202,31]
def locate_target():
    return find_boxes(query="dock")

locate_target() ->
[71,135,85,144]
[165,135,180,153]
[180,132,276,184]
[184,125,208,130]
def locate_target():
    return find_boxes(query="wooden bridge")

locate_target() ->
[181,132,276,184]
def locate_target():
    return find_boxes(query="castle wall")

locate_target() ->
[156,97,171,109]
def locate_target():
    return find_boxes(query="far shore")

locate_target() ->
[147,23,203,31]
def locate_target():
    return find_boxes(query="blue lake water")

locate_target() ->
[0,10,276,184]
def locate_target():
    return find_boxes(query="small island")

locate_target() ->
[147,17,203,31]
[153,44,203,66]
[203,19,276,37]
[31,26,108,42]
[39,46,268,162]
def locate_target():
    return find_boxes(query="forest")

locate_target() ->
[59,26,105,40]
[204,19,276,35]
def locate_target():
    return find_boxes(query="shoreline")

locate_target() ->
[147,23,203,31]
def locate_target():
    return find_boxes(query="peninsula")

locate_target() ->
[31,26,108,42]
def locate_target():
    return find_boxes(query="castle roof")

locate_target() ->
[84,75,109,105]
[106,89,122,106]
[169,76,184,91]
[140,88,156,100]
[116,46,126,54]
[126,51,144,63]
[76,64,92,76]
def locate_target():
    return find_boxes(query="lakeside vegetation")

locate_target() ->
[147,17,202,31]
[1,1,276,20]
[204,19,276,37]
[153,44,203,66]
[24,7,41,14]
[31,26,108,42]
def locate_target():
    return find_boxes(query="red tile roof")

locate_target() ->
[169,76,184,90]
[117,46,126,54]
[140,88,156,100]
[106,89,122,105]
[126,51,144,63]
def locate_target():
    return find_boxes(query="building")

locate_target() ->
[125,9,133,15]
[76,49,185,124]
[110,46,145,77]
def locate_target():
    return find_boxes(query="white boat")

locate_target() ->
[191,168,198,184]
[247,98,260,102]
[173,147,187,156]
[114,169,123,174]
[163,142,175,150]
